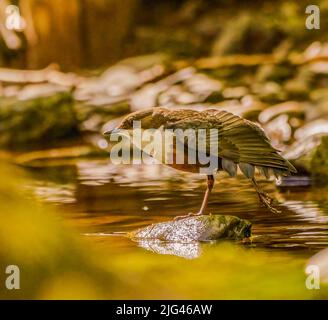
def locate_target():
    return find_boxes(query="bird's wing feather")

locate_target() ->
[163,109,296,176]
[211,111,296,174]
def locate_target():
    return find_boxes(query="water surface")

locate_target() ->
[24,158,328,260]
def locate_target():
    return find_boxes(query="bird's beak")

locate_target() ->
[103,128,121,136]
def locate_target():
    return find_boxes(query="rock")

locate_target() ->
[0,92,78,149]
[258,101,305,124]
[130,67,195,110]
[263,114,292,149]
[294,119,328,140]
[309,61,328,75]
[222,86,248,99]
[184,73,222,96]
[210,98,265,121]
[129,215,252,243]
[74,65,141,100]
[16,83,69,100]
[118,53,170,72]
[129,215,252,258]
[256,64,294,83]
[306,103,328,122]
[259,101,307,148]
[284,134,328,184]
[302,42,327,62]
[310,88,328,102]
[284,77,310,100]
[135,240,202,259]
[239,95,267,121]
[76,101,130,132]
[130,83,161,110]
[252,81,286,104]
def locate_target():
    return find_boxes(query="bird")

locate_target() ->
[104,107,297,217]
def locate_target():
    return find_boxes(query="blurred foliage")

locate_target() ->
[1,0,328,68]
[1,162,327,299]
[133,0,328,59]
[0,162,115,299]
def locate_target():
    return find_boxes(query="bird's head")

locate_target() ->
[103,109,154,137]
[103,108,168,137]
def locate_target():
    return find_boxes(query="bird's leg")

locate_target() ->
[198,175,214,215]
[251,178,281,214]
[251,178,274,203]
[174,175,214,220]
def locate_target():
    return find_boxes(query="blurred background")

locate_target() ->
[1,0,328,69]
[0,0,328,154]
[0,0,328,300]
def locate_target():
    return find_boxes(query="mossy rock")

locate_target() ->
[129,215,252,242]
[308,136,328,184]
[284,134,328,184]
[0,92,78,149]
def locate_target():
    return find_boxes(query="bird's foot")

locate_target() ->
[174,211,203,221]
[257,190,274,204]
[257,192,281,214]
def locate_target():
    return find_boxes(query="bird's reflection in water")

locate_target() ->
[135,239,201,259]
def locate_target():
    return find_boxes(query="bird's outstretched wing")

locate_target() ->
[162,108,296,178]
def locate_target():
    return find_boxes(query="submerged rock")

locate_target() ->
[129,215,252,243]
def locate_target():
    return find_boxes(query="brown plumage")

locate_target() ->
[105,107,297,216]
